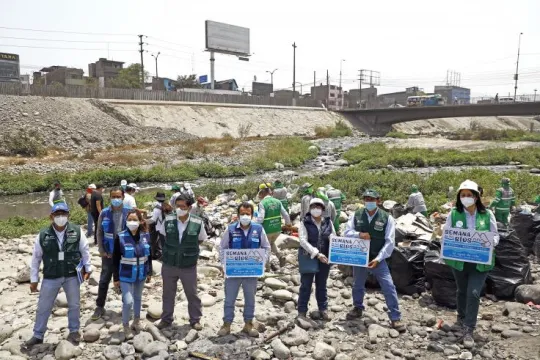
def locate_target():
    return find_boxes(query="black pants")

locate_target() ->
[91,212,99,244]
[96,257,113,308]
[151,232,165,261]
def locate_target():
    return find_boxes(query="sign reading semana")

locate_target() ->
[328,235,371,267]
[224,249,266,278]
[441,228,496,265]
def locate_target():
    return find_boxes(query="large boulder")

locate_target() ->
[274,234,300,250]
[515,284,540,304]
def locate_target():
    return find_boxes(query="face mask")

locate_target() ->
[54,216,68,227]
[126,221,139,231]
[461,197,475,208]
[111,198,123,207]
[310,208,323,217]
[239,215,252,226]
[176,208,188,217]
[365,202,378,211]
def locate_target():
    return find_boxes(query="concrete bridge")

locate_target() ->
[338,102,540,135]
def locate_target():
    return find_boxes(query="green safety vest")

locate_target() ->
[327,189,344,212]
[445,209,495,272]
[354,208,388,261]
[163,214,203,268]
[491,187,515,212]
[39,223,82,280]
[261,196,283,234]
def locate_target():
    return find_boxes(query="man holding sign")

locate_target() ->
[442,180,499,349]
[218,202,270,337]
[344,189,405,332]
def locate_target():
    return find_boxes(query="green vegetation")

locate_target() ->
[343,142,540,169]
[110,64,149,89]
[449,129,540,142]
[386,131,409,139]
[1,129,46,157]
[314,120,353,138]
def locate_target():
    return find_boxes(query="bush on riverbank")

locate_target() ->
[449,129,540,142]
[314,120,353,138]
[386,131,409,139]
[343,142,540,169]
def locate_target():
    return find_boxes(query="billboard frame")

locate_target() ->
[205,20,250,57]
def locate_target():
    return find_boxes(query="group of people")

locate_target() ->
[28,177,513,349]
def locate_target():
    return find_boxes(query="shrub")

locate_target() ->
[237,122,253,139]
[2,129,46,157]
[314,120,353,138]
[386,131,408,139]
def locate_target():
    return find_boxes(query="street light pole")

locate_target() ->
[339,59,345,109]
[266,68,278,85]
[514,32,523,102]
[292,42,297,106]
[152,52,161,79]
[535,89,538,102]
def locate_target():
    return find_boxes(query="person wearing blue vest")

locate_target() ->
[297,198,336,321]
[344,189,406,332]
[24,203,92,348]
[217,202,271,337]
[443,180,499,349]
[112,209,153,340]
[92,187,130,321]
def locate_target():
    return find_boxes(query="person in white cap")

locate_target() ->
[181,183,195,199]
[120,180,128,193]
[86,184,97,237]
[123,183,138,209]
[443,179,499,349]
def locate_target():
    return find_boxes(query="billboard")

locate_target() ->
[0,52,20,82]
[205,20,250,56]
[252,82,273,96]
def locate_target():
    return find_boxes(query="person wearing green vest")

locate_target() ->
[489,177,515,225]
[406,184,428,217]
[344,189,406,333]
[256,183,291,256]
[444,180,499,349]
[48,181,66,207]
[300,183,315,218]
[272,179,290,212]
[24,203,92,348]
[157,193,208,331]
[325,184,346,233]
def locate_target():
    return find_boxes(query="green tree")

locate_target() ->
[176,74,202,89]
[110,63,149,89]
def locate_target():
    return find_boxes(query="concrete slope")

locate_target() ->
[393,116,539,134]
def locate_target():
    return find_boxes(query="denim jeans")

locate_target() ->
[33,276,80,339]
[223,277,258,323]
[352,260,401,321]
[120,280,145,325]
[86,212,94,237]
[96,257,113,308]
[298,262,330,313]
[451,262,489,329]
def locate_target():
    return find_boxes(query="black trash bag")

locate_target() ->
[486,225,533,299]
[391,204,408,219]
[424,249,457,308]
[390,242,428,295]
[510,211,540,254]
[395,227,408,244]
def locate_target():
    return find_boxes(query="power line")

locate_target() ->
[0,44,137,51]
[0,26,135,37]
[0,35,133,44]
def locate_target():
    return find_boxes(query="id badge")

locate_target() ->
[58,252,65,261]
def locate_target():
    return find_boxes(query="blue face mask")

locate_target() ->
[365,202,378,211]
[111,198,123,207]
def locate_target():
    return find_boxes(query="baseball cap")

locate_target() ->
[51,203,69,214]
[362,189,380,198]
[88,184,96,189]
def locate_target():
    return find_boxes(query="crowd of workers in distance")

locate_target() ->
[27,176,516,349]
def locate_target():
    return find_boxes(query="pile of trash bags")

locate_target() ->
[510,209,540,255]
[424,247,457,308]
[390,241,430,295]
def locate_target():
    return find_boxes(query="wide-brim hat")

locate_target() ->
[155,192,166,201]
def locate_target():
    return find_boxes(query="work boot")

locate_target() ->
[320,310,331,321]
[462,327,475,349]
[91,307,105,321]
[23,337,43,348]
[297,312,307,319]
[156,320,171,330]
[67,331,81,345]
[217,322,231,336]
[131,318,143,333]
[346,307,363,320]
[124,325,134,340]
[391,320,407,333]
[451,317,465,331]
[242,321,259,337]
[191,322,203,331]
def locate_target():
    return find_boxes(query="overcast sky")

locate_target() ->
[2,0,539,97]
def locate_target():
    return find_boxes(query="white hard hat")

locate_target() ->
[121,180,127,186]
[310,198,325,208]
[88,183,96,189]
[184,183,191,190]
[458,180,479,193]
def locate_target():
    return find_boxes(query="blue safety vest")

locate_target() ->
[227,222,263,249]
[118,230,151,283]
[101,206,129,254]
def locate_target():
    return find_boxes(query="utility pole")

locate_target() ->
[292,42,297,106]
[313,71,316,100]
[534,89,538,102]
[138,35,145,89]
[210,51,215,90]
[358,70,363,109]
[266,68,278,85]
[514,32,523,102]
[339,59,345,109]
[152,52,161,79]
[326,69,330,108]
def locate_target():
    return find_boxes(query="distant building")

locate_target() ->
[347,86,378,109]
[88,58,124,87]
[19,74,30,85]
[152,77,177,91]
[310,84,344,109]
[434,85,471,105]
[252,82,273,96]
[39,66,85,86]
[273,89,299,99]
[202,79,239,91]
[378,86,423,107]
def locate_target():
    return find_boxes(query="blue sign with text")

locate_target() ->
[224,249,266,278]
[441,228,495,265]
[199,75,208,84]
[328,235,370,267]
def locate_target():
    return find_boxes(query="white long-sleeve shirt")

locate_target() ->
[256,196,291,225]
[148,203,166,236]
[30,225,92,283]
[344,209,396,263]
[299,218,337,258]
[123,193,137,209]
[442,209,499,246]
[219,223,271,263]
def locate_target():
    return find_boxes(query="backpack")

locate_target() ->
[78,194,89,208]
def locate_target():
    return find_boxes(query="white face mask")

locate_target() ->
[239,214,252,226]
[461,197,476,208]
[176,208,188,217]
[126,221,139,231]
[53,215,68,227]
[310,208,323,217]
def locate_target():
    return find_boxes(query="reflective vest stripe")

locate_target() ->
[104,232,114,238]
[265,215,281,220]
[120,256,148,265]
